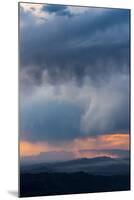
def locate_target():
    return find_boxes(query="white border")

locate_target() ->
[0,0,133,199]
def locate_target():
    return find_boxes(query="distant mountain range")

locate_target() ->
[20,156,130,176]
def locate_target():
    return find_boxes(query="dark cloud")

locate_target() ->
[42,4,73,17]
[20,7,130,85]
[19,4,130,144]
[20,74,129,143]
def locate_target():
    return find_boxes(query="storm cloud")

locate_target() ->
[19,3,130,145]
[42,4,73,17]
[20,5,130,85]
[20,73,129,143]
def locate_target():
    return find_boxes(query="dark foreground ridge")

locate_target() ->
[20,157,130,197]
[20,172,130,197]
[20,156,130,175]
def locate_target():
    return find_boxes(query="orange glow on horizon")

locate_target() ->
[20,141,50,156]
[20,133,129,158]
[99,133,129,150]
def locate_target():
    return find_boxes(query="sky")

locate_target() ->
[19,3,130,163]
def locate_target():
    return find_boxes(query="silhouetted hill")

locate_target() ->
[20,156,130,197]
[20,156,130,176]
[20,172,130,197]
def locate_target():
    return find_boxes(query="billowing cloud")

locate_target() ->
[19,3,130,157]
[20,73,129,143]
[42,4,73,17]
[20,5,130,85]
